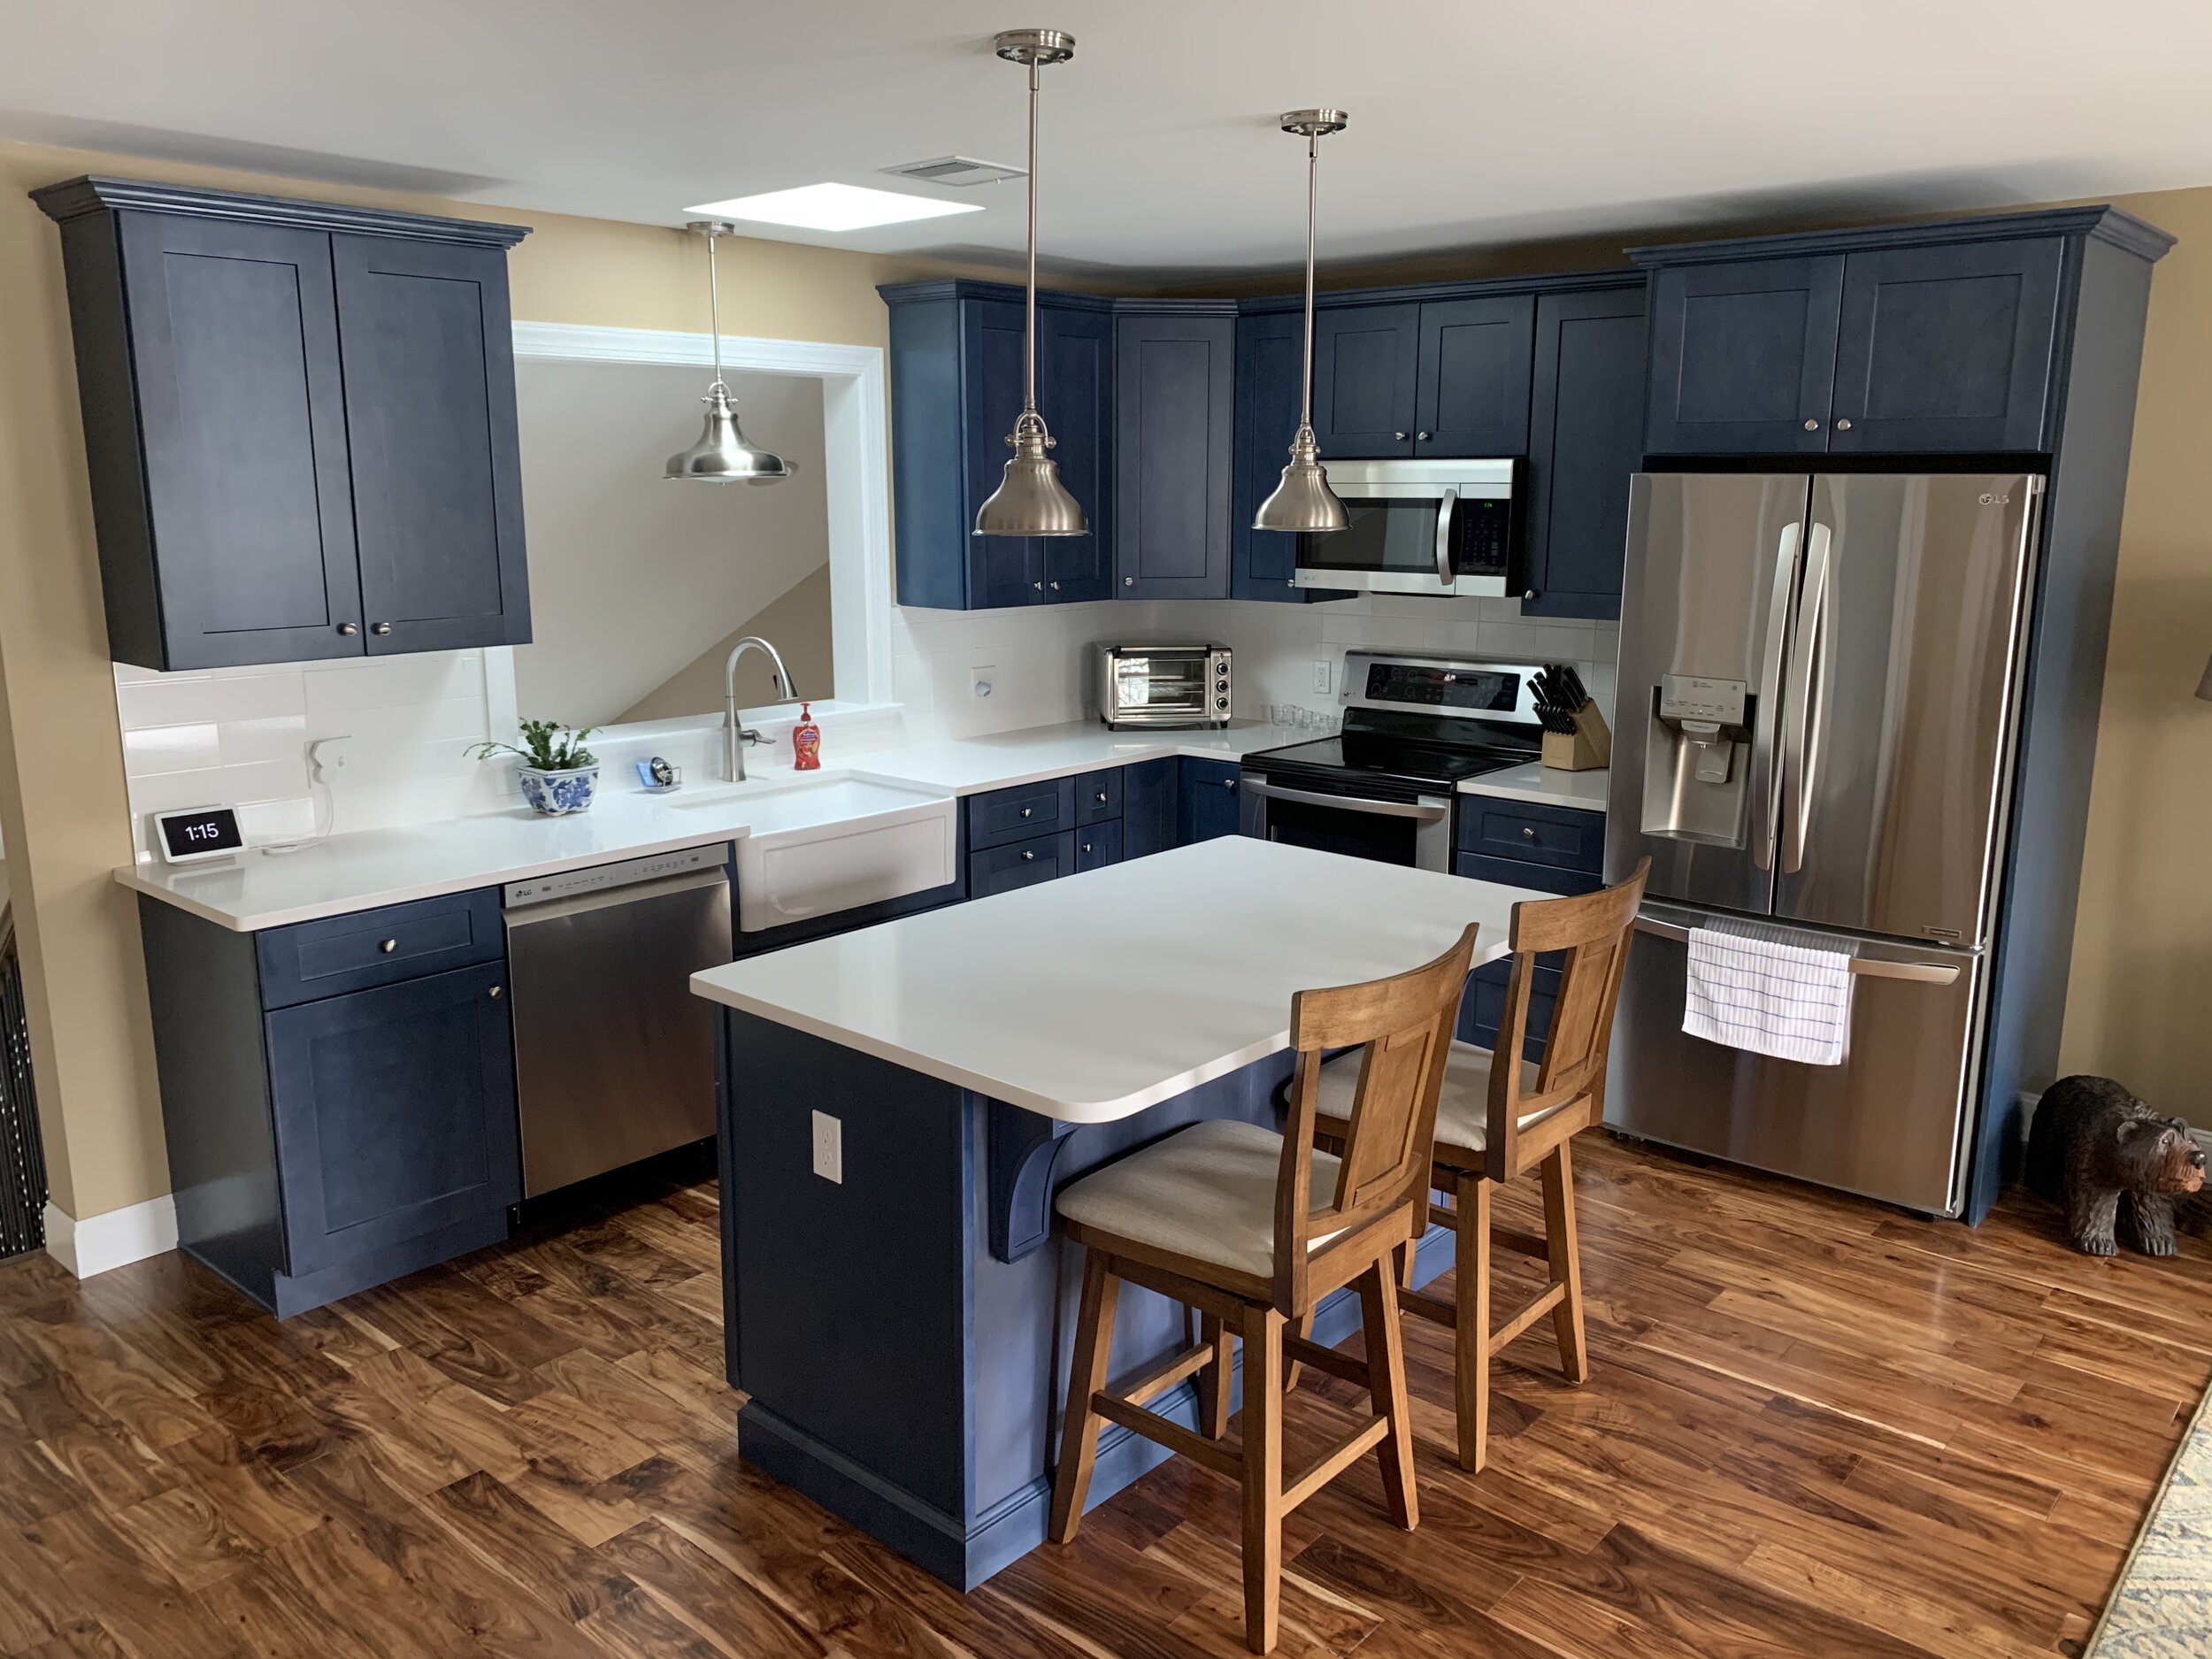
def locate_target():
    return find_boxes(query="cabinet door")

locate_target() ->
[1121,757,1179,858]
[1177,758,1242,844]
[1074,819,1122,873]
[1417,295,1535,456]
[1115,313,1234,600]
[1523,287,1647,620]
[265,963,519,1279]
[961,299,1043,609]
[1035,304,1112,603]
[1645,257,1844,455]
[1232,310,1309,601]
[1829,240,2062,453]
[333,236,531,653]
[969,833,1076,898]
[1310,303,1420,457]
[115,212,365,669]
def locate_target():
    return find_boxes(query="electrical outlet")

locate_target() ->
[971,664,995,700]
[810,1110,843,1183]
[307,734,355,783]
[1311,659,1332,695]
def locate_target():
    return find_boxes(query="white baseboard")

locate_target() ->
[43,1195,178,1279]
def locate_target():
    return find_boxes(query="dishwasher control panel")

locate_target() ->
[503,841,729,910]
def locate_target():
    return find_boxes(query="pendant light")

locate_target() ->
[665,220,791,484]
[1253,110,1350,534]
[973,27,1087,538]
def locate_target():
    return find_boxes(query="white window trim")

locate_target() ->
[498,321,895,737]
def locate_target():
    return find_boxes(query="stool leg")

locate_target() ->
[1455,1171,1493,1473]
[1357,1259,1417,1530]
[1048,1251,1119,1543]
[1197,1312,1233,1440]
[1541,1140,1590,1385]
[1240,1303,1286,1655]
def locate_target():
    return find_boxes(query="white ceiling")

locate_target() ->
[4,1,2210,281]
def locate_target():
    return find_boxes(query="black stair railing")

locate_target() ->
[0,907,48,1258]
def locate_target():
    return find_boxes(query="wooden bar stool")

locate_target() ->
[1047,924,1479,1655]
[1312,860,1647,1472]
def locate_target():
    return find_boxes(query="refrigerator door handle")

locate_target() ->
[1750,521,1803,872]
[1632,914,1961,984]
[1780,522,1832,875]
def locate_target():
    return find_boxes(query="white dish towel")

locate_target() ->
[1682,925,1855,1065]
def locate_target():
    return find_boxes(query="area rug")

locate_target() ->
[2087,1380,2212,1656]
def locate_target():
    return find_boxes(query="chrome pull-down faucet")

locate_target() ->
[724,635,796,782]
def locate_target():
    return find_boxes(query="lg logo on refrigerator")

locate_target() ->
[1979,493,2011,505]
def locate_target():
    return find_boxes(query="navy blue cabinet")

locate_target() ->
[1178,758,1243,844]
[1643,256,1844,456]
[971,833,1077,897]
[1232,310,1309,602]
[1418,294,1536,457]
[1114,308,1236,599]
[1311,303,1421,457]
[1121,757,1179,858]
[35,177,533,672]
[1450,795,1606,1055]
[1074,820,1121,872]
[882,280,1114,611]
[265,963,518,1279]
[1522,285,1647,620]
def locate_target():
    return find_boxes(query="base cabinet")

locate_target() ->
[1178,758,1243,844]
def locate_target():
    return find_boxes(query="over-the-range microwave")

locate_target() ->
[1292,457,1520,597]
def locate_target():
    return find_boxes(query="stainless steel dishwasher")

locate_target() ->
[503,843,731,1197]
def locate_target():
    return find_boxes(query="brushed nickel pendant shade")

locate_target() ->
[1254,109,1350,535]
[665,220,791,484]
[974,27,1088,538]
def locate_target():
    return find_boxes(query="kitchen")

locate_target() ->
[1,7,2210,1659]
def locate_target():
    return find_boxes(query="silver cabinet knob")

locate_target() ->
[372,622,393,635]
[1081,842,1093,854]
[1049,580,1060,590]
[337,622,358,636]
[1417,431,1431,441]
[1835,417,1854,431]
[1124,576,1134,587]
[380,939,398,953]
[1020,807,1033,818]
[1033,581,1042,591]
[1522,826,1537,841]
[488,985,503,999]
[1524,589,1538,602]
[1394,431,1407,441]
[1803,419,1820,431]
[1222,779,1236,791]
[1021,849,1036,862]
[1094,792,1108,803]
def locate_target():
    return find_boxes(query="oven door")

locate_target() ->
[1241,774,1455,872]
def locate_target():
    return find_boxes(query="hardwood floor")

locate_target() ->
[0,1135,2206,1659]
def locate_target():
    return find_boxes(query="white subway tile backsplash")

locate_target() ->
[121,722,221,775]
[115,669,304,731]
[218,714,310,767]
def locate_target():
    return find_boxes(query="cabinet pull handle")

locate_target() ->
[372,622,393,635]
[337,622,358,636]
[488,985,503,999]
[380,939,398,953]
[1834,417,1853,431]
[1802,419,1820,432]
[1022,849,1036,862]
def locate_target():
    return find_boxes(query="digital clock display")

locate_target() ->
[156,806,245,864]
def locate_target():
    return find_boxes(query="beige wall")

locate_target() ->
[624,565,835,726]
[0,140,1002,1224]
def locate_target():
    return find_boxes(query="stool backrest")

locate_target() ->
[1486,858,1649,1181]
[1277,923,1479,1312]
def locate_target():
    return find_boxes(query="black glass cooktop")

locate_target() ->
[1246,731,1531,796]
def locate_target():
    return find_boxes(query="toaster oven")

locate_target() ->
[1095,644,1232,729]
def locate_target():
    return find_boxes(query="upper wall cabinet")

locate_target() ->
[35,176,532,672]
[1521,283,1647,620]
[1310,295,1535,459]
[1631,210,2156,457]
[1114,306,1235,601]
[881,280,1115,611]
[1229,310,1351,603]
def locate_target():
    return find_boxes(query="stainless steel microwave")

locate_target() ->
[1095,643,1232,729]
[1292,457,1521,597]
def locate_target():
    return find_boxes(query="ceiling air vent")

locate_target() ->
[879,156,1025,188]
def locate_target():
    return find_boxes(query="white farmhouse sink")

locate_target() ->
[693,777,957,937]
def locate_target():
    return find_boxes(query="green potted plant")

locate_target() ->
[469,720,601,816]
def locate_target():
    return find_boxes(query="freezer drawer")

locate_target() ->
[1603,921,1980,1216]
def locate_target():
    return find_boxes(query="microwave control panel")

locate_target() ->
[1452,495,1518,577]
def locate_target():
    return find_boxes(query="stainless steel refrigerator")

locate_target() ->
[1603,472,2042,1217]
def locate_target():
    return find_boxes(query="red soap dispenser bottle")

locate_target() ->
[792,703,822,771]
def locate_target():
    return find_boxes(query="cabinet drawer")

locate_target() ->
[968,778,1075,849]
[1075,819,1122,872]
[1455,798,1604,872]
[257,888,503,1010]
[1074,768,1122,826]
[969,832,1076,899]
[1454,850,1602,898]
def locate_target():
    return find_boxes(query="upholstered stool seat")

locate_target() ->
[1054,1120,1347,1281]
[1312,1042,1542,1154]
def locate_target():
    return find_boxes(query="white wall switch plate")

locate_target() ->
[810,1110,843,1183]
[1311,659,1332,695]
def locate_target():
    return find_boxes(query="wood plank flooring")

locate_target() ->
[1,1135,2206,1659]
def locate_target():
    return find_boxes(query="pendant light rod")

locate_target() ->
[698,219,731,393]
[1298,127,1319,430]
[1252,109,1350,536]
[1023,54,1041,416]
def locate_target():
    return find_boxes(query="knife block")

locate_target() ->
[1542,702,1612,772]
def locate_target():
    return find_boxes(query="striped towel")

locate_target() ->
[1682,925,1854,1065]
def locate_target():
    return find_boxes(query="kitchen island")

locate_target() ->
[690,836,1537,1587]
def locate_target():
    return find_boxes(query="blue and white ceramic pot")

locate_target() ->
[518,764,598,816]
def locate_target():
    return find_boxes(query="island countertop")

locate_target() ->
[690,836,1537,1122]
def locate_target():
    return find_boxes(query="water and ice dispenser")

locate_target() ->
[1640,674,1754,847]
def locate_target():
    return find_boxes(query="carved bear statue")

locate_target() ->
[2027,1075,2205,1256]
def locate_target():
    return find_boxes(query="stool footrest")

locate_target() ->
[1092,1392,1240,1480]
[1281,1333,1371,1389]
[1113,1342,1216,1410]
[1283,1416,1391,1514]
[1489,1280,1569,1354]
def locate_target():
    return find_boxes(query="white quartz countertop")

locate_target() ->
[690,837,1537,1123]
[1457,762,1609,812]
[116,721,1293,932]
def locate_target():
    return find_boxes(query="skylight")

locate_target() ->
[684,184,983,232]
